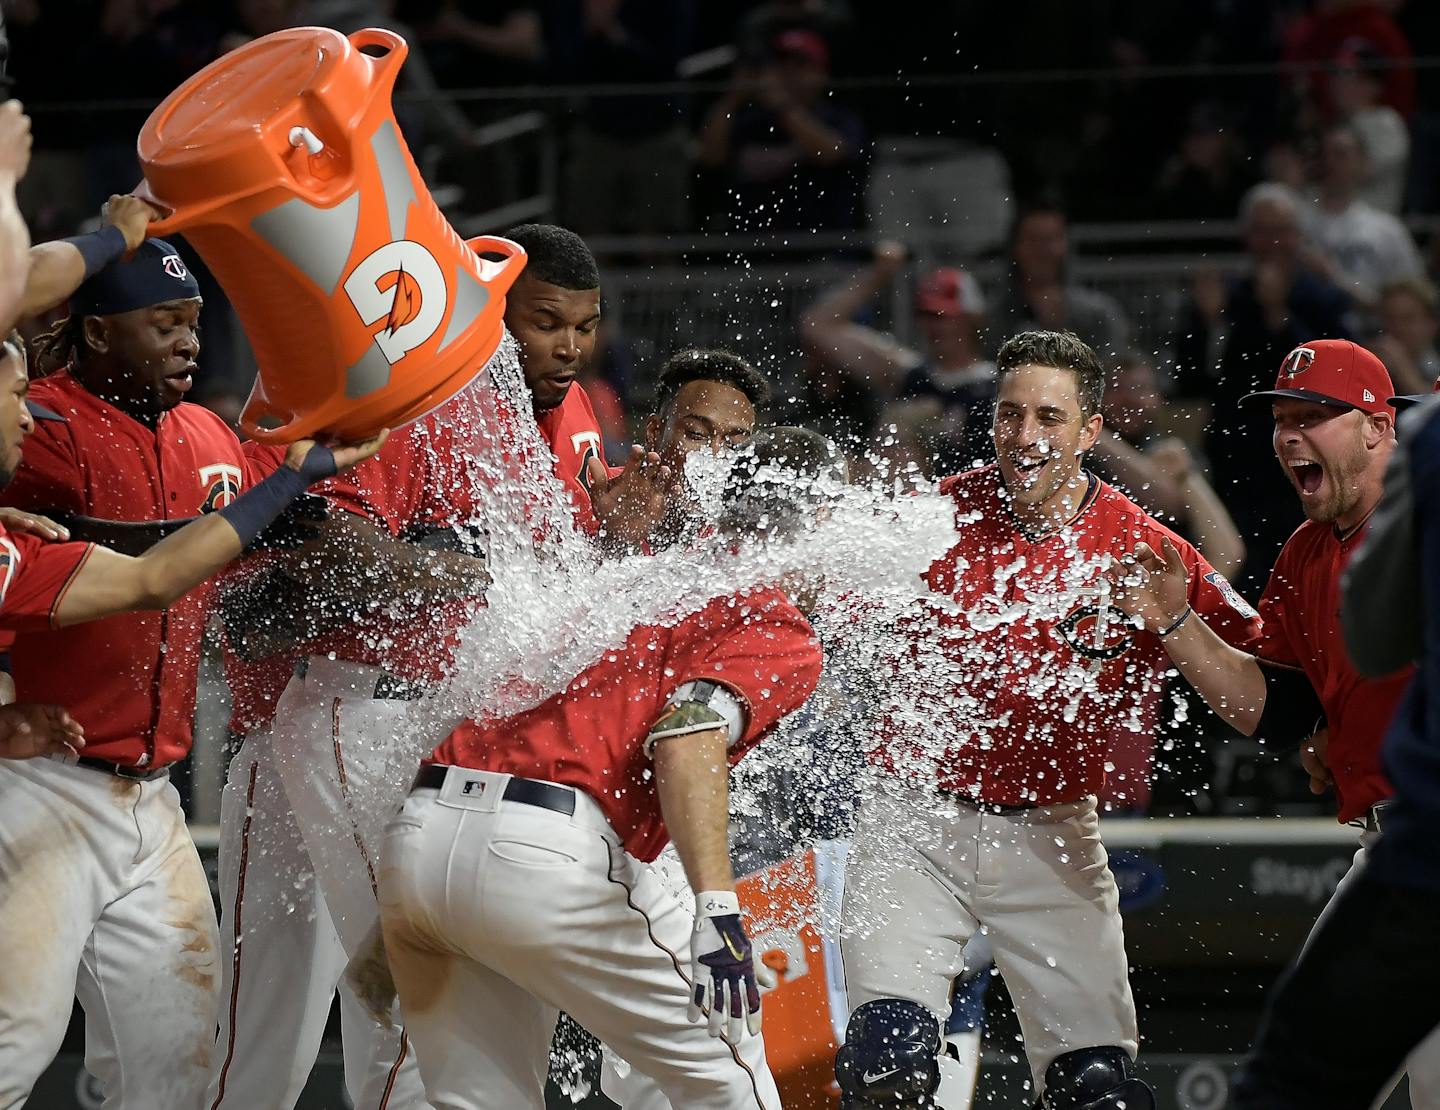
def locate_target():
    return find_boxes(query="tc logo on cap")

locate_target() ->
[1281,346,1315,379]
[161,254,189,281]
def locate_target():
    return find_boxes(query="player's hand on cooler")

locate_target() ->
[0,702,84,760]
[345,919,398,1029]
[1108,536,1190,634]
[101,194,162,253]
[1301,727,1333,796]
[588,445,671,551]
[283,428,389,481]
[0,506,71,542]
[689,890,774,1040]
[0,101,33,182]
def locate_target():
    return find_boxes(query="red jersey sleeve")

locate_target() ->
[669,592,823,758]
[0,418,85,515]
[0,531,95,631]
[312,437,425,534]
[1180,536,1263,652]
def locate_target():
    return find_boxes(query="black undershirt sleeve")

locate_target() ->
[1253,661,1326,748]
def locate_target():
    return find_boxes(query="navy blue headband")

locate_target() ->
[71,237,201,317]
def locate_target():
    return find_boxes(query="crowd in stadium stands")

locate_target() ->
[7,0,1440,814]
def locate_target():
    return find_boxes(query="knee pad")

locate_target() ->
[836,998,942,1108]
[1040,1047,1155,1110]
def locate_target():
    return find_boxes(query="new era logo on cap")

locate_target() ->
[1241,339,1395,416]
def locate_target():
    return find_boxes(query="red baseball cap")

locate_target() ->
[1241,340,1395,416]
[1390,375,1440,413]
[914,267,985,317]
[773,29,829,70]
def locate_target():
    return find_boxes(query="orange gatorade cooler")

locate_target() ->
[740,847,845,1109]
[135,26,524,443]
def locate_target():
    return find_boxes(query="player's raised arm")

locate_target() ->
[1108,536,1272,735]
[18,196,158,322]
[52,432,386,627]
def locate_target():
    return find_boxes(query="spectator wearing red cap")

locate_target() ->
[697,29,867,233]
[1113,336,1440,1103]
[799,240,996,473]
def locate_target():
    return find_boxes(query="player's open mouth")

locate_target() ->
[1288,459,1323,495]
[165,365,198,394]
[1011,456,1049,483]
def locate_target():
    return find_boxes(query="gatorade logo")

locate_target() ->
[343,240,449,365]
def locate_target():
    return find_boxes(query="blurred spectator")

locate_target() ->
[414,0,544,90]
[1094,353,1247,580]
[1094,353,1247,816]
[1153,105,1253,220]
[1309,122,1423,311]
[1283,0,1414,121]
[582,316,635,457]
[986,202,1132,360]
[735,0,850,69]
[1174,183,1353,593]
[800,242,996,475]
[1331,40,1410,214]
[555,0,695,237]
[1372,277,1440,396]
[867,138,1014,263]
[696,30,867,233]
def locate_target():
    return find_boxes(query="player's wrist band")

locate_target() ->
[1157,606,1194,638]
[63,225,129,281]
[217,446,335,549]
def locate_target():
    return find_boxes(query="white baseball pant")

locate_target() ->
[841,781,1139,1099]
[0,756,218,1110]
[377,766,783,1110]
[1307,822,1440,1109]
[206,727,417,1109]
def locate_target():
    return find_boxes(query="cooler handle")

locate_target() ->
[240,392,312,445]
[464,235,528,298]
[131,179,180,238]
[348,27,409,82]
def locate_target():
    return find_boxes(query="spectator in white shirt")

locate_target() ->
[1331,41,1410,215]
[1373,277,1440,396]
[1310,121,1423,312]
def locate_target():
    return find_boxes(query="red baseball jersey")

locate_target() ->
[535,383,606,533]
[1255,517,1414,822]
[874,465,1263,807]
[0,371,249,768]
[430,588,823,861]
[224,380,611,730]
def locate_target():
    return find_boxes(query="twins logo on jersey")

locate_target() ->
[572,430,602,494]
[198,463,244,511]
[1055,603,1136,660]
[1281,346,1316,379]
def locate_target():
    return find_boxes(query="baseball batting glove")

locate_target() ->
[689,890,773,1041]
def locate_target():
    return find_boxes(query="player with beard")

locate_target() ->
[1114,338,1436,1102]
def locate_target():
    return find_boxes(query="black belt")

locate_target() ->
[412,764,576,816]
[937,787,1038,815]
[74,756,169,782]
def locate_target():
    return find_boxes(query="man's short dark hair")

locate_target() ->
[721,426,847,539]
[996,329,1105,418]
[654,348,770,418]
[503,224,600,290]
